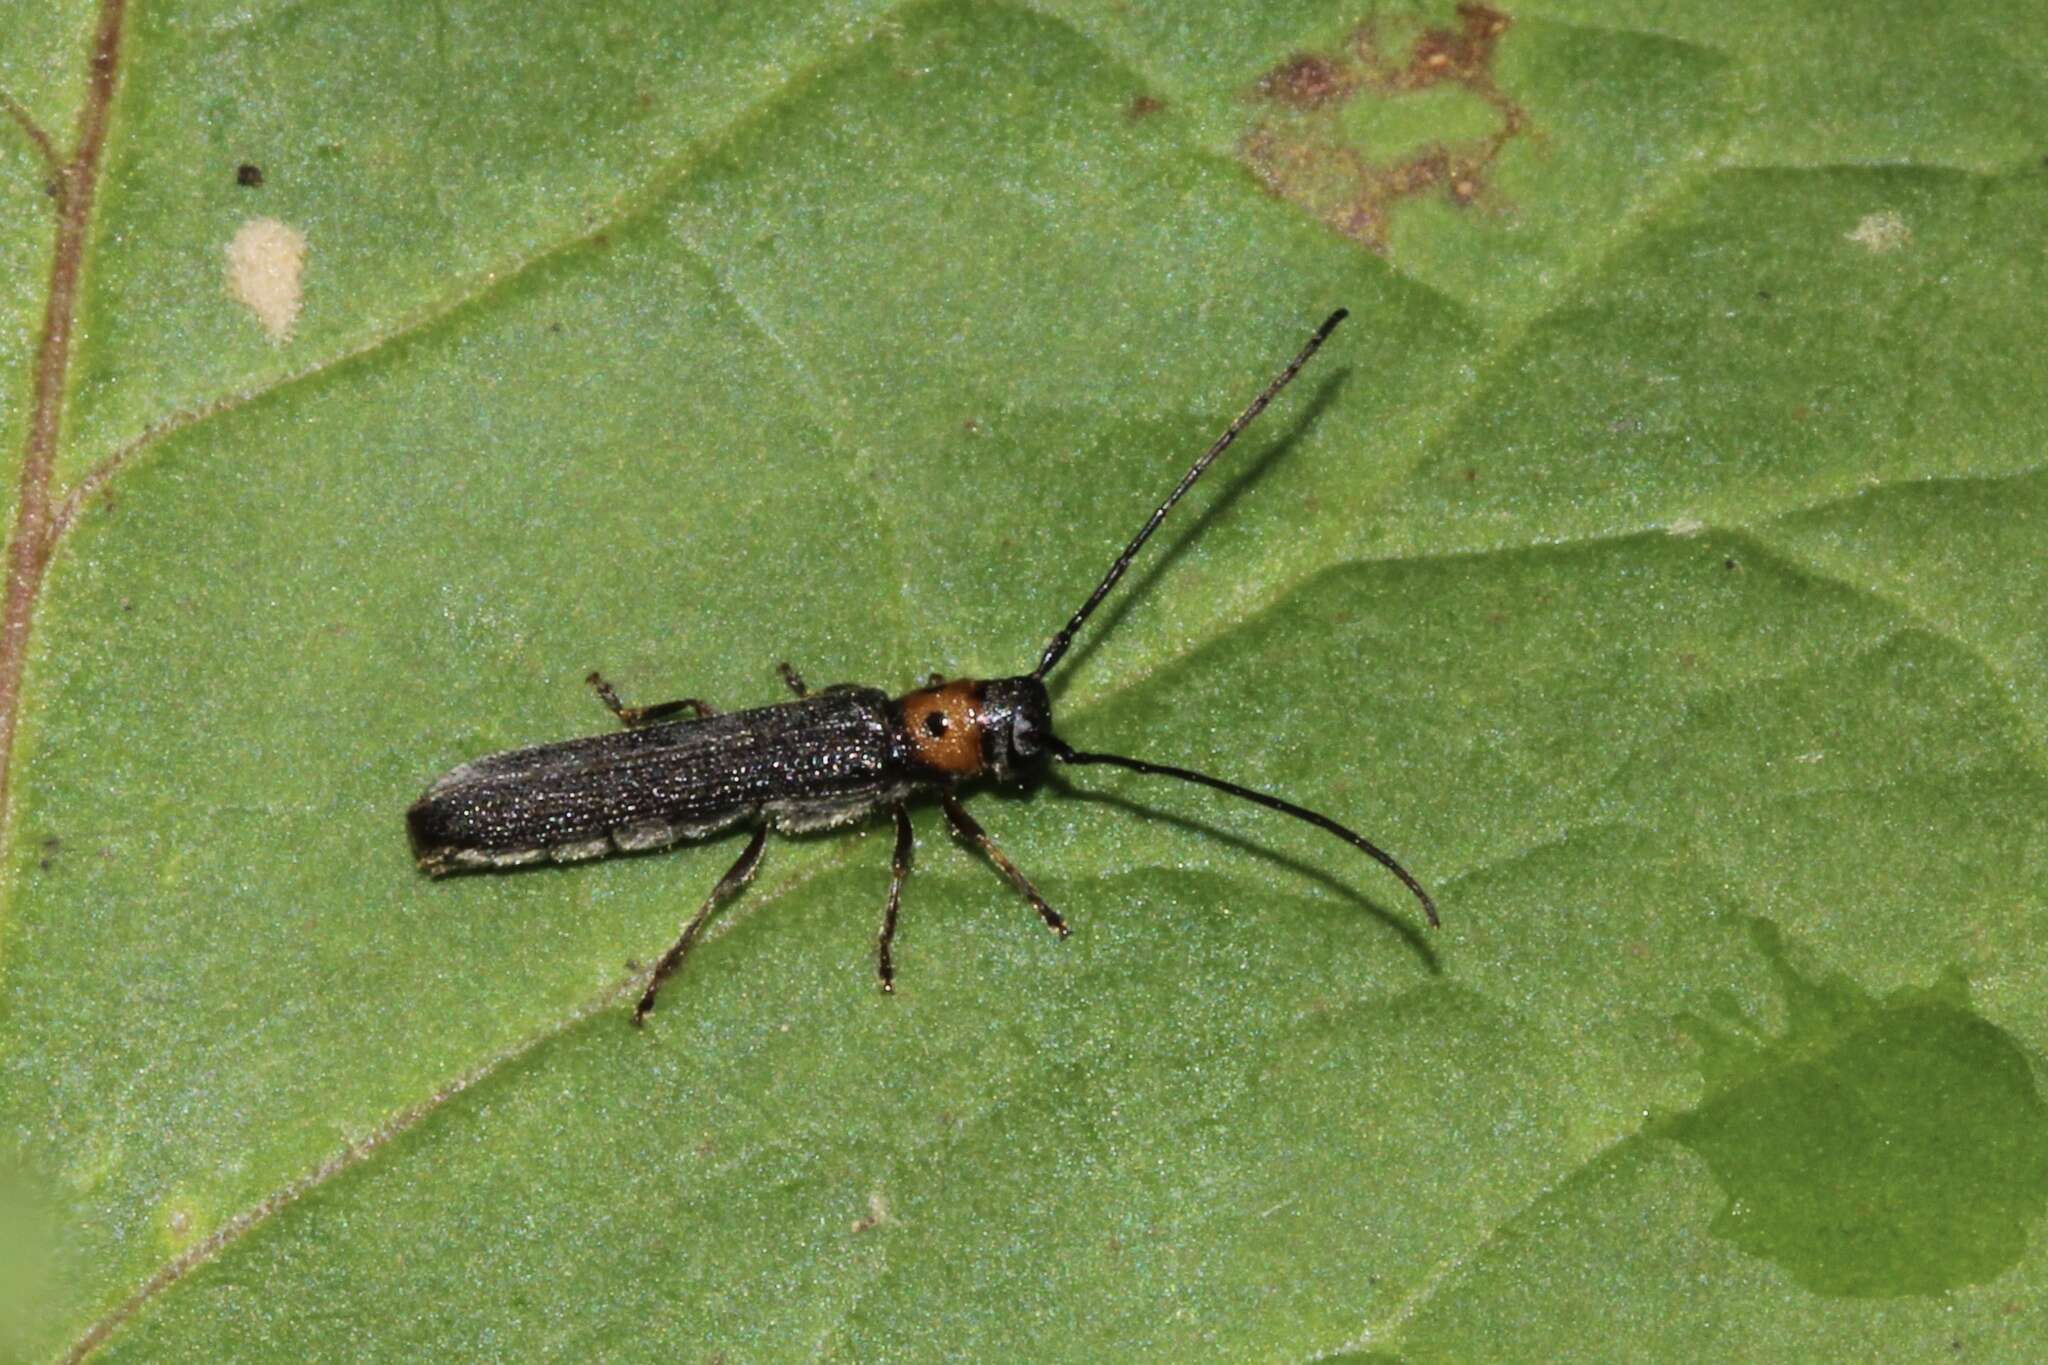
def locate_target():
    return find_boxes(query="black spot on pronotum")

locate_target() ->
[923,712,947,738]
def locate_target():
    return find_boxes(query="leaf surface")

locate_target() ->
[3,1,2045,1359]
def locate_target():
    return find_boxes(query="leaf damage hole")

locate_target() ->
[1239,4,1527,251]
[1844,209,1910,254]
[224,216,307,343]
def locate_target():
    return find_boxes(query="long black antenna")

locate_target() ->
[1032,309,1349,681]
[1050,739,1438,927]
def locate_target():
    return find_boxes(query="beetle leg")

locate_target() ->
[585,671,716,727]
[776,662,809,698]
[877,803,914,992]
[633,822,769,1026]
[940,792,1068,937]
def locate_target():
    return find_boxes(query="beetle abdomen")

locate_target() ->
[408,688,898,873]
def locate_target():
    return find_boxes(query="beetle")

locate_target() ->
[408,309,1436,1023]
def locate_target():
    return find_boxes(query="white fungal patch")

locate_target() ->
[224,217,307,341]
[1844,211,1910,254]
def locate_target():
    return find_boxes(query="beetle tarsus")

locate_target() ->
[633,822,769,1025]
[941,791,1067,937]
[587,670,715,728]
[878,803,914,991]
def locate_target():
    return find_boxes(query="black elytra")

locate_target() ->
[406,310,1437,1024]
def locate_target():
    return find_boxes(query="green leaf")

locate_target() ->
[5,1,2045,1359]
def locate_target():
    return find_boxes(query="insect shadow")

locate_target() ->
[408,311,1439,1024]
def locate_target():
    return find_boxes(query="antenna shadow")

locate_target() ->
[1052,366,1349,685]
[1038,769,1441,972]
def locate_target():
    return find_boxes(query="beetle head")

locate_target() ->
[977,674,1054,782]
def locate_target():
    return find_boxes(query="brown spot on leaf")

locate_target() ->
[1240,5,1526,252]
[1126,93,1167,119]
[1397,3,1512,87]
[850,1192,889,1234]
[1256,54,1356,110]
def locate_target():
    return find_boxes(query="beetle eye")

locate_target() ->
[923,711,947,738]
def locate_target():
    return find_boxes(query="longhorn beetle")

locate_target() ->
[408,309,1436,1024]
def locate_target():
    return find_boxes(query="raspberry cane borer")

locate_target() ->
[407,309,1436,1024]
